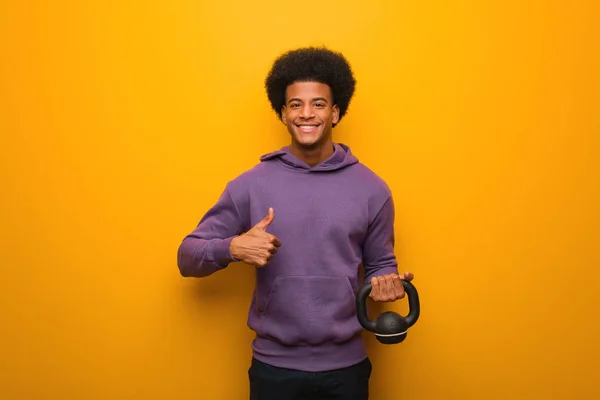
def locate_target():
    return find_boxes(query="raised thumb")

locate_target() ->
[256,207,274,230]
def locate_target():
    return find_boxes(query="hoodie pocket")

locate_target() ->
[258,275,362,346]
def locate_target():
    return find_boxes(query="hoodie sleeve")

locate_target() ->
[362,195,399,282]
[177,184,247,277]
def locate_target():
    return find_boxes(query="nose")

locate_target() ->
[300,104,315,119]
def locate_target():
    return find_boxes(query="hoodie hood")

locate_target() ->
[259,143,359,172]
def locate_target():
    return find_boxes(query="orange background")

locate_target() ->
[1,1,599,399]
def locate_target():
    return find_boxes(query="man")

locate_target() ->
[177,46,414,399]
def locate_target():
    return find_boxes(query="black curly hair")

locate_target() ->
[265,46,356,127]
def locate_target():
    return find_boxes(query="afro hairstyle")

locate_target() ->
[265,46,357,127]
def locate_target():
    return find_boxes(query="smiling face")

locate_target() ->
[281,81,340,150]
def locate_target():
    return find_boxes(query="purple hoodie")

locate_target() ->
[177,143,398,372]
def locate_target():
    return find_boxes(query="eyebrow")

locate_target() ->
[288,97,329,104]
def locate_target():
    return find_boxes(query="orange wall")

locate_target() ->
[1,1,599,399]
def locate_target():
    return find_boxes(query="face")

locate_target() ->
[281,81,340,149]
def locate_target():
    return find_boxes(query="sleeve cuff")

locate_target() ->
[364,266,399,282]
[208,236,238,267]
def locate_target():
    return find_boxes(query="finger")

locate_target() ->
[270,234,282,247]
[255,258,268,267]
[383,275,395,301]
[255,207,274,230]
[378,275,388,301]
[402,271,414,281]
[268,244,278,254]
[260,250,273,263]
[392,274,405,299]
[370,276,380,300]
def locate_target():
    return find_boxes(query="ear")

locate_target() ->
[281,105,287,124]
[332,104,340,125]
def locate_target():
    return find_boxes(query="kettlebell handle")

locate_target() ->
[356,279,420,333]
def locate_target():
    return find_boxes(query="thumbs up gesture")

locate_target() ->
[230,208,282,267]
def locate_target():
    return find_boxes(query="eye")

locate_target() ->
[314,103,325,108]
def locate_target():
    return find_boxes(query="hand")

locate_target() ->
[230,208,282,267]
[368,272,415,302]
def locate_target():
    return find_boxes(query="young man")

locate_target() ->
[177,47,414,399]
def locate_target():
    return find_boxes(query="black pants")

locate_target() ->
[248,357,372,400]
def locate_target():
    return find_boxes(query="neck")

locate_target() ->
[290,139,335,168]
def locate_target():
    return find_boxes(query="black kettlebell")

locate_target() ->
[355,279,420,344]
